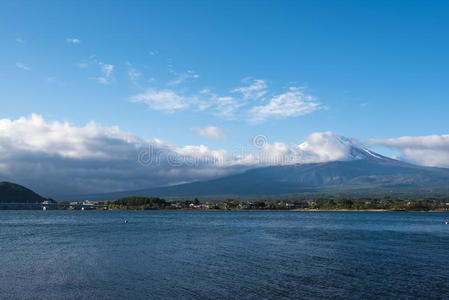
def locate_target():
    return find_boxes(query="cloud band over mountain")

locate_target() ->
[0,114,448,196]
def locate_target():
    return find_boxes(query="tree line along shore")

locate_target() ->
[53,196,449,211]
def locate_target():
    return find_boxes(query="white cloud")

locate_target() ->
[249,87,322,122]
[0,114,236,196]
[193,126,227,140]
[231,79,267,100]
[15,38,24,43]
[368,134,449,167]
[0,114,134,159]
[129,89,191,112]
[0,115,374,197]
[297,132,360,163]
[15,62,31,71]
[234,132,363,167]
[66,38,81,44]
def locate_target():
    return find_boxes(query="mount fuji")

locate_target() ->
[73,133,449,201]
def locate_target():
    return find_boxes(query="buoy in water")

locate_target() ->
[445,221,448,225]
[124,220,128,223]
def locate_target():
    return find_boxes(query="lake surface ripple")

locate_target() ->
[1,211,448,299]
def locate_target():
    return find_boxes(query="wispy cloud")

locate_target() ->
[66,38,81,44]
[101,63,113,77]
[167,58,175,74]
[231,79,267,100]
[125,62,142,85]
[168,70,199,86]
[193,89,241,118]
[129,89,191,112]
[130,79,322,122]
[210,96,241,119]
[15,38,24,43]
[214,96,241,119]
[128,67,141,82]
[77,55,97,69]
[249,87,322,122]
[15,62,31,71]
[193,126,227,140]
[77,62,89,69]
[78,56,114,84]
[46,77,65,86]
[125,56,321,122]
[95,62,114,85]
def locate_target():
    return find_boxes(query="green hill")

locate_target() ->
[0,182,47,203]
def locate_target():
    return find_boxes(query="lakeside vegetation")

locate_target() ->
[1,181,449,211]
[95,196,449,211]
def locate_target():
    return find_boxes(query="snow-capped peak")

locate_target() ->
[296,132,384,163]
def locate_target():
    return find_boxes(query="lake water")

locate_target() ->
[0,210,448,299]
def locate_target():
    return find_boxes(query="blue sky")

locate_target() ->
[1,1,449,159]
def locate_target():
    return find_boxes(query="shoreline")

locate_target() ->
[2,207,448,212]
[103,208,449,212]
[292,208,389,212]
